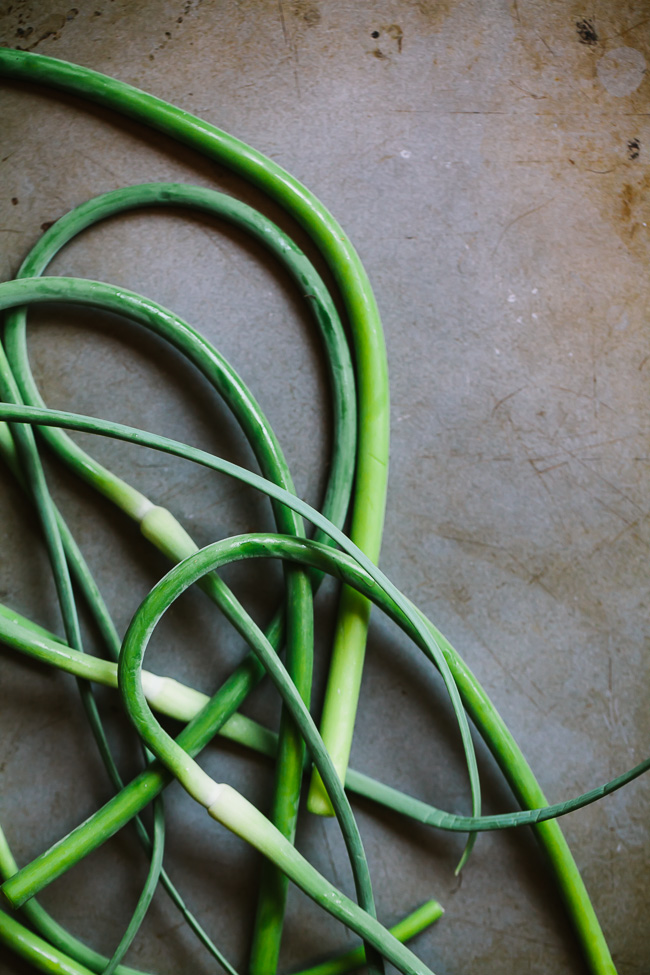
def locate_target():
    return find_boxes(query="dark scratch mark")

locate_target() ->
[537,34,555,56]
[435,530,555,599]
[569,473,634,526]
[549,385,616,414]
[277,0,301,98]
[526,457,555,499]
[574,433,639,451]
[196,226,248,279]
[492,386,526,414]
[458,614,546,712]
[567,447,645,515]
[589,508,650,556]
[604,15,650,42]
[530,460,569,476]
[79,151,121,182]
[492,197,555,255]
[603,517,642,549]
[277,0,288,43]
[509,80,546,100]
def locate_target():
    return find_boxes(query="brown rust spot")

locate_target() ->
[32,13,66,43]
[415,0,458,25]
[617,175,650,245]
[381,23,403,53]
[621,183,634,222]
[291,0,320,26]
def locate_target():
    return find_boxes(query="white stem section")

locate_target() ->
[139,504,200,561]
[140,671,209,720]
[0,609,275,751]
[207,785,437,975]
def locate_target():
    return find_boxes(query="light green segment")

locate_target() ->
[0,910,98,975]
[293,899,444,975]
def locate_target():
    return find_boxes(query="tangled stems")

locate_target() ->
[0,825,154,975]
[116,539,381,969]
[0,353,171,974]
[0,55,623,970]
[0,49,413,967]
[292,900,443,975]
[0,254,365,967]
[0,47,389,823]
[3,179,359,972]
[0,429,240,974]
[0,274,481,863]
[2,544,648,837]
[5,181,357,553]
[1,281,316,975]
[117,541,434,975]
[2,800,440,975]
[0,456,242,975]
[1,557,648,834]
[0,396,619,975]
[0,909,112,975]
[0,894,441,975]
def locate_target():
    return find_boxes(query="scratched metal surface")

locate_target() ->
[0,2,649,973]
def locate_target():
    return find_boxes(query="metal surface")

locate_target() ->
[0,2,649,973]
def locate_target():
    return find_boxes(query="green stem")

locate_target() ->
[0,345,172,973]
[292,899,444,975]
[0,909,98,975]
[0,277,476,913]
[5,181,356,550]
